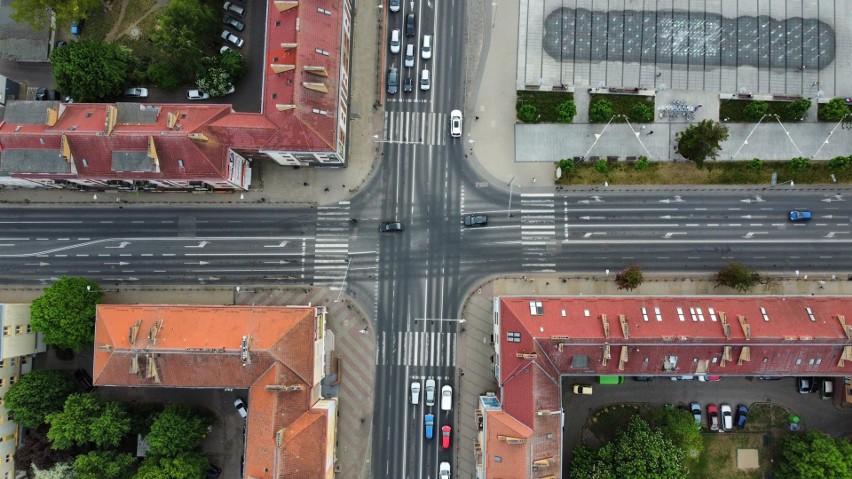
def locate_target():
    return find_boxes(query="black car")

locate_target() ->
[223,15,245,32]
[206,465,222,479]
[405,13,416,36]
[75,369,95,392]
[379,222,403,232]
[36,88,61,101]
[403,76,413,93]
[463,215,488,227]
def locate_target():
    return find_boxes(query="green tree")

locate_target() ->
[818,98,850,122]
[150,0,219,71]
[2,370,73,428]
[50,41,133,103]
[32,461,76,479]
[615,264,644,291]
[743,100,769,121]
[589,99,614,123]
[569,416,686,479]
[747,158,763,175]
[634,156,649,171]
[715,261,765,293]
[674,120,729,168]
[145,405,209,458]
[556,100,577,123]
[47,394,130,450]
[650,407,703,456]
[216,50,248,81]
[595,159,609,174]
[558,158,575,177]
[196,67,232,97]
[517,104,538,123]
[30,277,101,352]
[776,431,852,479]
[9,0,101,31]
[147,60,184,89]
[74,451,136,479]
[631,102,654,122]
[134,452,208,479]
[785,98,811,121]
[788,156,811,175]
[828,155,851,171]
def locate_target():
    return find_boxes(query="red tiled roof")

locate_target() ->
[93,304,329,479]
[484,410,532,478]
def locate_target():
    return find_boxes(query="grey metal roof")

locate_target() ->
[1,101,55,124]
[0,149,69,173]
[116,103,160,124]
[112,151,154,172]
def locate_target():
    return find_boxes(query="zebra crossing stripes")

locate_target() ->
[313,201,351,286]
[520,194,557,269]
[383,111,447,146]
[378,331,456,367]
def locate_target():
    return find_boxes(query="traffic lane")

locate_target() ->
[561,376,852,456]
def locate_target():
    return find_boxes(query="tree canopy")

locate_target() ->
[73,451,136,479]
[50,42,134,103]
[14,427,74,473]
[46,394,130,450]
[714,261,766,292]
[3,370,73,428]
[32,461,76,479]
[776,431,852,479]
[650,407,703,456]
[569,415,686,479]
[785,98,811,121]
[674,120,729,168]
[134,452,209,479]
[150,0,219,77]
[30,276,102,352]
[615,264,644,291]
[9,0,100,31]
[145,405,209,457]
[589,99,614,123]
[818,98,850,122]
[557,100,578,123]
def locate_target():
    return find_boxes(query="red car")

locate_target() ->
[441,425,451,449]
[707,404,720,432]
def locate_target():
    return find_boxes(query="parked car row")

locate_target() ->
[797,377,834,399]
[386,9,433,96]
[702,403,748,432]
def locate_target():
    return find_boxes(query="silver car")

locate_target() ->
[221,30,245,48]
[424,379,436,406]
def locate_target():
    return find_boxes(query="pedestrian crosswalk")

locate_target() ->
[382,111,447,146]
[378,331,456,367]
[312,201,351,286]
[520,193,557,270]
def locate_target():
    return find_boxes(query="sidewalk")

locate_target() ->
[455,272,852,478]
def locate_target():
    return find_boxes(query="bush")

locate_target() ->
[828,156,851,171]
[517,104,538,123]
[595,159,609,174]
[789,156,811,175]
[558,158,575,176]
[631,102,654,122]
[819,98,850,122]
[748,158,763,174]
[785,98,811,121]
[634,156,649,171]
[744,100,769,121]
[589,99,614,123]
[556,100,577,123]
[147,60,183,90]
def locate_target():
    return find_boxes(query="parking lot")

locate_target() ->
[562,376,852,456]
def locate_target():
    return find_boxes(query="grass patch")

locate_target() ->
[720,99,799,122]
[588,403,654,443]
[744,403,792,432]
[516,90,574,123]
[557,160,852,185]
[686,433,779,479]
[589,93,655,123]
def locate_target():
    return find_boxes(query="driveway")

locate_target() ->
[562,376,852,456]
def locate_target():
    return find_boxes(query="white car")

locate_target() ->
[221,30,245,48]
[123,87,148,98]
[404,43,415,68]
[389,29,401,54]
[233,397,247,419]
[440,385,452,411]
[720,404,733,431]
[186,89,210,100]
[223,1,244,16]
[410,381,421,405]
[420,69,430,91]
[424,379,436,406]
[450,110,462,137]
[439,461,450,478]
[421,34,432,60]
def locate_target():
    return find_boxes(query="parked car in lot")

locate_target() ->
[689,402,701,426]
[720,404,733,431]
[424,414,434,439]
[820,378,834,399]
[36,88,60,101]
[441,425,451,449]
[707,404,719,431]
[223,15,245,31]
[440,385,452,411]
[123,87,149,99]
[789,210,812,222]
[233,397,248,419]
[463,214,487,227]
[221,30,245,48]
[75,369,95,392]
[410,381,421,405]
[698,375,721,382]
[186,89,211,100]
[633,376,654,381]
[424,379,435,406]
[572,384,593,395]
[223,1,245,16]
[797,377,812,393]
[735,404,749,429]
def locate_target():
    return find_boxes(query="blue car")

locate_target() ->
[789,210,812,222]
[424,414,434,439]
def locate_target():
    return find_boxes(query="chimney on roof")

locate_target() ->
[838,346,852,367]
[281,43,298,50]
[275,1,299,13]
[130,353,140,375]
[304,66,329,77]
[129,319,141,345]
[145,353,161,383]
[167,112,178,129]
[618,346,629,371]
[271,64,296,73]
[187,133,208,142]
[602,344,610,366]
[837,315,852,340]
[619,314,629,339]
[737,315,751,340]
[720,312,731,340]
[148,320,162,345]
[601,314,609,339]
[737,346,751,365]
[265,385,303,392]
[303,82,329,94]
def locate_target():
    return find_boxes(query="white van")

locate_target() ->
[440,385,452,411]
[410,381,421,405]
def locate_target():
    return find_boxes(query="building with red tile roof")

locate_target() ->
[477,295,852,478]
[93,304,336,479]
[0,0,352,191]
